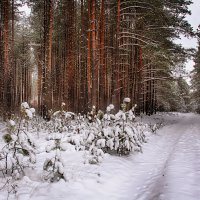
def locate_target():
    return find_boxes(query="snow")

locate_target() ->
[30,108,36,114]
[21,102,30,109]
[9,120,15,127]
[61,102,66,107]
[123,97,131,103]
[109,104,115,110]
[0,113,200,200]
[25,109,33,119]
[106,104,115,112]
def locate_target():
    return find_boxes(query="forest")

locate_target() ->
[1,1,200,199]
[0,0,199,119]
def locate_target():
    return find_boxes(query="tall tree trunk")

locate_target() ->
[113,0,120,110]
[47,0,53,107]
[91,0,98,108]
[66,0,75,111]
[99,0,106,110]
[42,0,53,118]
[138,46,143,114]
[0,2,3,107]
[79,0,87,113]
[11,0,14,110]
[3,0,11,118]
[87,0,92,109]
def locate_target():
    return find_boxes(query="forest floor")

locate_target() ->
[0,112,200,200]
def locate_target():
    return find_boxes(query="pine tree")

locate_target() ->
[191,37,200,113]
[8,0,194,116]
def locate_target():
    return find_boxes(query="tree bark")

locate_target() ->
[113,0,121,110]
[3,0,11,118]
[87,0,92,109]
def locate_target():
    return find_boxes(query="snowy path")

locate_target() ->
[120,113,200,200]
[1,113,200,200]
[60,113,200,200]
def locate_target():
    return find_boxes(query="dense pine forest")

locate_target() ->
[1,1,200,199]
[0,0,199,118]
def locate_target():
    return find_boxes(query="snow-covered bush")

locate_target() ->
[115,98,137,122]
[84,99,149,161]
[84,145,104,164]
[87,106,98,123]
[43,133,67,182]
[45,103,75,134]
[0,102,36,180]
[149,117,164,134]
[21,102,35,120]
[102,104,115,126]
[107,98,143,154]
[83,124,104,164]
[43,102,77,180]
[96,120,147,155]
[65,132,85,151]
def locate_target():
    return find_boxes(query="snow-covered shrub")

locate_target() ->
[98,121,146,155]
[35,103,76,139]
[84,145,104,164]
[149,117,164,134]
[30,115,44,137]
[150,124,158,134]
[20,102,36,132]
[107,99,142,154]
[84,99,149,161]
[21,102,35,120]
[87,106,98,123]
[43,150,67,182]
[83,108,106,163]
[43,133,67,182]
[47,103,75,134]
[65,132,85,151]
[117,122,147,154]
[0,102,36,180]
[115,98,137,123]
[102,104,116,126]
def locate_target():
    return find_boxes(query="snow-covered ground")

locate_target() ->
[0,112,200,200]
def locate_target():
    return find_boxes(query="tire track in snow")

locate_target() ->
[130,113,200,200]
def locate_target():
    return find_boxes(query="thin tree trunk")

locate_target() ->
[91,0,97,108]
[45,0,53,109]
